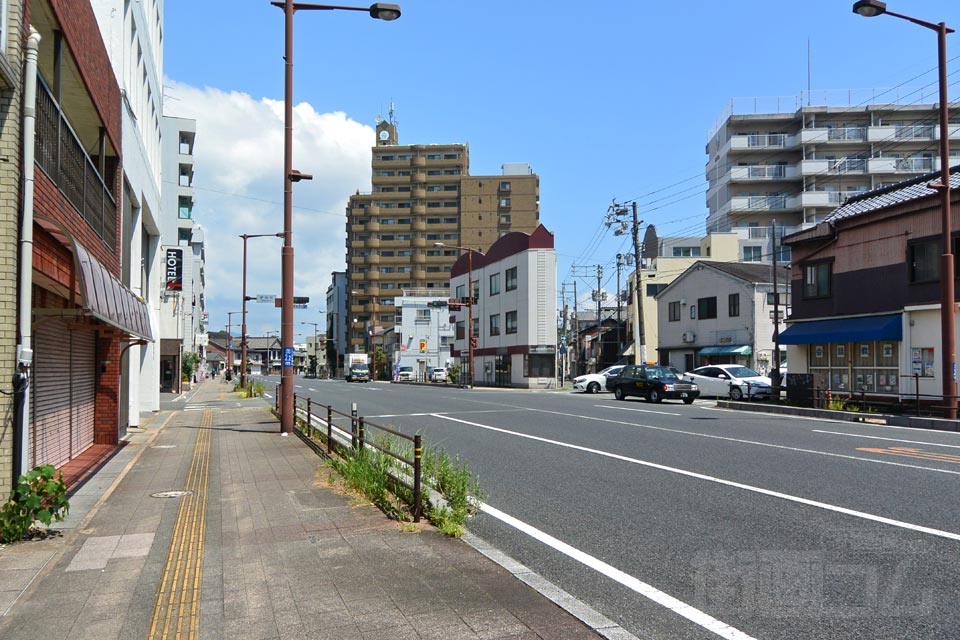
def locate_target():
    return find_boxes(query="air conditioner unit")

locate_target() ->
[681,332,696,343]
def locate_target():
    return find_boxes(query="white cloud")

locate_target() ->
[163,81,370,336]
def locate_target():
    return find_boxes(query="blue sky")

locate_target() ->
[161,0,957,338]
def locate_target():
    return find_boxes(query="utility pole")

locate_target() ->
[771,219,782,393]
[561,283,569,385]
[595,265,603,372]
[572,279,578,377]
[606,201,644,364]
[616,254,624,357]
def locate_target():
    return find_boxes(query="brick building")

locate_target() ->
[11,0,151,486]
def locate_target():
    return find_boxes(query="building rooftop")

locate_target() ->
[824,165,960,224]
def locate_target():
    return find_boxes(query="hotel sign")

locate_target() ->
[165,248,183,290]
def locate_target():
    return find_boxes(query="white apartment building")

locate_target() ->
[450,225,557,389]
[392,292,454,380]
[706,95,960,234]
[92,0,165,423]
[159,115,202,392]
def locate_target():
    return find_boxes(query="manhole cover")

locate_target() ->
[151,445,177,449]
[151,491,193,499]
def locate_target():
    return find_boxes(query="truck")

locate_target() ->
[345,353,370,382]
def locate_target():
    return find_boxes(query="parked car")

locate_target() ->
[573,365,624,394]
[430,367,447,383]
[682,365,771,400]
[397,366,415,381]
[608,365,699,404]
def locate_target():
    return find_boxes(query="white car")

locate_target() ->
[430,368,447,382]
[682,365,772,400]
[397,366,415,381]
[573,365,624,394]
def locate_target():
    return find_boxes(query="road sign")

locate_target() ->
[282,347,294,367]
[293,304,308,309]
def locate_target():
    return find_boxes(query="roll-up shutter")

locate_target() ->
[31,320,97,468]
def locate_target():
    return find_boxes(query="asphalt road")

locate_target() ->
[262,375,960,640]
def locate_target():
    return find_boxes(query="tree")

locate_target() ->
[308,355,317,378]
[182,352,201,381]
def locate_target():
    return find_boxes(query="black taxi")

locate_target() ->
[609,365,700,404]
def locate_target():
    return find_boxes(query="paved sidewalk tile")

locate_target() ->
[0,380,611,640]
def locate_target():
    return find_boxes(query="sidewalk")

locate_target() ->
[0,380,618,640]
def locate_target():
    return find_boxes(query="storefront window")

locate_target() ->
[808,341,898,394]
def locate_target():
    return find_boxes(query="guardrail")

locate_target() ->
[282,385,423,521]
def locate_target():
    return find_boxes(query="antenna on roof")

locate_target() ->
[388,100,397,126]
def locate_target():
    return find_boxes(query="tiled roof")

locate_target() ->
[699,261,790,285]
[246,337,280,350]
[824,165,960,223]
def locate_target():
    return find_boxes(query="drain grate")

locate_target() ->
[151,490,193,499]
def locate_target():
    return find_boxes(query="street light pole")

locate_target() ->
[240,233,282,390]
[226,311,242,374]
[436,242,476,387]
[301,321,319,376]
[853,0,956,418]
[272,0,400,435]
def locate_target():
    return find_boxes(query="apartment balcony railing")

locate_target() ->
[827,126,867,141]
[827,158,867,173]
[895,157,934,173]
[748,133,787,148]
[730,195,801,212]
[895,124,935,139]
[35,75,117,250]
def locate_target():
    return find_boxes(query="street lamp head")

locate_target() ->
[852,0,886,17]
[369,3,400,20]
[433,242,444,247]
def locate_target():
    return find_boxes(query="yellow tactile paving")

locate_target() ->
[148,409,213,640]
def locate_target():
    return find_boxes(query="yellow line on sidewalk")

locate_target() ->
[148,410,213,640]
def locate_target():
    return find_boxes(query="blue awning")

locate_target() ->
[779,314,902,345]
[699,345,752,356]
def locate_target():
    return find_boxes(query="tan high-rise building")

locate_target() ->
[346,119,540,353]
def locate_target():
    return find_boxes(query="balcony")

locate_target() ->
[799,126,867,144]
[729,132,799,151]
[35,75,118,251]
[800,191,851,208]
[799,158,867,176]
[730,195,801,213]
[729,164,800,182]
[867,157,935,174]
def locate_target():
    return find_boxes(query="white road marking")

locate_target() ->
[480,502,755,640]
[367,409,525,419]
[594,404,682,416]
[812,430,960,448]
[264,394,273,399]
[524,408,960,476]
[433,413,960,541]
[308,388,318,392]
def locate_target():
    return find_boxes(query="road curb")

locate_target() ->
[461,531,643,640]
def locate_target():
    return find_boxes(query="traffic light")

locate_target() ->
[429,300,447,308]
[292,296,310,304]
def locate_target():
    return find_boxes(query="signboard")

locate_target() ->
[165,248,183,290]
[293,304,308,309]
[282,347,294,368]
[256,294,276,303]
[195,333,209,347]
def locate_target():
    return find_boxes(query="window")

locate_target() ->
[728,293,740,317]
[416,309,430,323]
[499,214,511,224]
[505,267,518,291]
[908,239,940,283]
[697,297,717,319]
[500,181,511,191]
[455,284,465,298]
[456,321,465,340]
[472,317,479,337]
[489,272,500,295]
[803,261,832,298]
[489,314,501,336]
[505,311,518,334]
[525,354,555,378]
[500,198,511,207]
[178,196,192,219]
[646,283,667,297]
[672,246,701,257]
[743,246,763,262]
[669,301,681,322]
[690,306,696,319]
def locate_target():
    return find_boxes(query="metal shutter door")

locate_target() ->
[31,320,97,468]
[70,330,96,456]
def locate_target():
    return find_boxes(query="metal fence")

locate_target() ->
[284,387,423,521]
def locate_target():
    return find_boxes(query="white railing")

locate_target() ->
[826,127,867,141]
[895,124,935,139]
[895,157,934,172]
[828,158,867,173]
[747,134,787,148]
